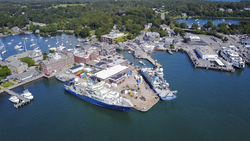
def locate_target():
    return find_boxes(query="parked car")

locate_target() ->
[45,73,50,76]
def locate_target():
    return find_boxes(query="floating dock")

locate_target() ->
[4,89,31,109]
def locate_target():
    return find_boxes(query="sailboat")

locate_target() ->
[30,39,36,47]
[0,39,5,50]
[56,36,59,45]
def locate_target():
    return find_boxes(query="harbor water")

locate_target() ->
[0,35,250,140]
[174,18,240,26]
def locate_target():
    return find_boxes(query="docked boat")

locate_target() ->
[76,44,81,47]
[57,45,65,51]
[30,39,34,42]
[2,50,6,54]
[140,66,177,101]
[14,45,22,49]
[64,78,133,112]
[9,96,19,103]
[48,44,51,48]
[21,89,34,100]
[220,48,245,68]
[56,75,67,82]
[139,60,145,65]
[30,43,36,47]
[18,48,23,51]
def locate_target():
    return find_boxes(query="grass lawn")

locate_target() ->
[0,81,14,88]
[53,4,86,8]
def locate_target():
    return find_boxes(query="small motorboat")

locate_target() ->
[8,42,11,45]
[9,96,19,103]
[45,39,48,42]
[21,89,34,100]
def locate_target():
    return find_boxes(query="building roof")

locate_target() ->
[196,46,217,55]
[16,69,37,80]
[107,59,126,67]
[41,53,73,65]
[94,65,128,80]
[69,65,83,70]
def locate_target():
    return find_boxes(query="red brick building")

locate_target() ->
[40,53,74,73]
[74,48,100,64]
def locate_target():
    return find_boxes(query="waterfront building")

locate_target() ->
[195,46,218,60]
[5,50,43,73]
[74,47,100,64]
[101,43,116,55]
[107,59,127,68]
[40,53,74,73]
[69,65,84,73]
[140,44,155,52]
[93,65,129,84]
[101,30,127,44]
[16,69,41,83]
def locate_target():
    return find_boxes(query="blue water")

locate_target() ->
[1,34,250,140]
[0,33,79,61]
[174,18,240,26]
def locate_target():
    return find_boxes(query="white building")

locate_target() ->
[189,36,201,42]
[69,65,84,73]
[195,46,218,60]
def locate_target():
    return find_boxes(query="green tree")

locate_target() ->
[192,23,199,30]
[180,22,188,29]
[42,51,48,60]
[207,21,213,28]
[180,30,185,37]
[0,66,11,77]
[174,27,180,35]
[49,50,55,54]
[160,31,167,37]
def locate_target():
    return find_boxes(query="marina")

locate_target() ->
[4,89,31,109]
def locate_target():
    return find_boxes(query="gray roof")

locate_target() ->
[16,69,37,80]
[5,50,42,63]
[0,61,6,66]
[8,59,27,68]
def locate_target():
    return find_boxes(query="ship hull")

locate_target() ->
[157,94,177,101]
[64,88,132,112]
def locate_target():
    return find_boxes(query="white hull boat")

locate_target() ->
[21,89,34,100]
[9,96,20,103]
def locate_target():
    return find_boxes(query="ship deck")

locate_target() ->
[59,68,159,112]
[109,69,159,112]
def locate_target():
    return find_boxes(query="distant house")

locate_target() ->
[244,8,250,11]
[219,8,225,11]
[11,26,20,33]
[101,30,127,44]
[144,23,152,30]
[160,24,170,30]
[182,13,187,17]
[227,9,233,12]
[35,30,39,34]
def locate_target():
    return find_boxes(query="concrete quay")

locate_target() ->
[182,49,235,73]
[134,54,162,68]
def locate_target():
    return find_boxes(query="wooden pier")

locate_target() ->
[4,89,31,109]
[135,55,162,68]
